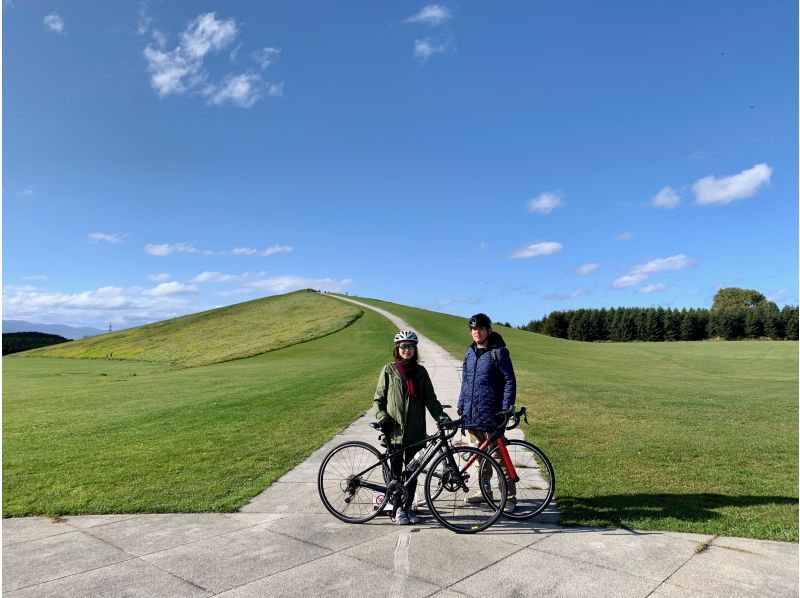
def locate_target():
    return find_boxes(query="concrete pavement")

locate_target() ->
[3,298,797,597]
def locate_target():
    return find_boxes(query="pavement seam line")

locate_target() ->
[86,516,266,559]
[527,541,672,584]
[1,525,79,548]
[135,555,214,594]
[255,518,399,553]
[5,528,138,594]
[645,536,718,597]
[437,543,532,592]
[203,536,412,597]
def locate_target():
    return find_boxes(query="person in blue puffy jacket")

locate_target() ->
[457,313,517,505]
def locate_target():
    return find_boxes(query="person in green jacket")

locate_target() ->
[374,330,449,525]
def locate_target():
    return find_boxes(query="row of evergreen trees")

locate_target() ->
[520,288,798,342]
[2,332,70,355]
[521,305,798,342]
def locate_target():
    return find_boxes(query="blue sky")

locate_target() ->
[4,1,797,328]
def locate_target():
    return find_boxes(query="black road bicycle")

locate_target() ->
[317,417,508,533]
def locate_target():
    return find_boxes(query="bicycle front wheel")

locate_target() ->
[424,446,507,533]
[489,440,555,520]
[318,441,389,523]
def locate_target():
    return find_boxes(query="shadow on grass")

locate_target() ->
[557,493,798,529]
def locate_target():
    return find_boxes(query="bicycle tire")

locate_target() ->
[488,440,555,520]
[424,446,507,533]
[318,441,390,523]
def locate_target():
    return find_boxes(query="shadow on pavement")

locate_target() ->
[556,493,798,529]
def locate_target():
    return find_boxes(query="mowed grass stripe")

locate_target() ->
[348,296,798,541]
[3,304,396,516]
[28,290,361,368]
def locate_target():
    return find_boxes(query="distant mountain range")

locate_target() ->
[2,320,106,340]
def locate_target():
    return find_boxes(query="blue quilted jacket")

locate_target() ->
[457,332,517,431]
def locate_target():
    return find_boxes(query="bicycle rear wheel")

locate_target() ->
[318,441,390,523]
[489,440,555,520]
[424,446,507,533]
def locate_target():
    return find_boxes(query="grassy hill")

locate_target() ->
[5,290,797,541]
[3,291,396,515]
[347,296,799,541]
[28,290,361,368]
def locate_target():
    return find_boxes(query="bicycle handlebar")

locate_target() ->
[496,406,528,431]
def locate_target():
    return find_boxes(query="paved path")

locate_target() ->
[3,298,797,597]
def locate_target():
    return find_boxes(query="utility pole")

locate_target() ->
[108,322,112,334]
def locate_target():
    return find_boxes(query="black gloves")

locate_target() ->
[376,416,394,433]
[457,407,463,416]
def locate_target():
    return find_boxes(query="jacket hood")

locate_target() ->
[471,331,506,350]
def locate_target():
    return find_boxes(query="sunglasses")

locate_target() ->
[397,343,416,350]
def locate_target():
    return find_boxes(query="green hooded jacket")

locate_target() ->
[373,362,447,446]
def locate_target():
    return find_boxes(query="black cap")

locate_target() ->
[468,313,492,328]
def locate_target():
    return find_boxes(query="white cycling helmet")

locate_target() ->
[394,330,419,345]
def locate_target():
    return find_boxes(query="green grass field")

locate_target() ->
[348,296,799,541]
[5,290,797,541]
[28,290,360,368]
[3,292,396,515]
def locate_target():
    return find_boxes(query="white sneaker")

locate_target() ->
[393,508,410,525]
[464,484,493,504]
[407,508,421,524]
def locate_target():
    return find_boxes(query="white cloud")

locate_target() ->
[230,245,293,257]
[43,12,65,34]
[573,263,600,275]
[252,47,281,69]
[149,273,170,281]
[687,150,708,161]
[191,271,238,283]
[767,288,794,303]
[180,12,238,59]
[206,73,263,107]
[650,187,680,210]
[404,4,453,26]
[143,45,198,96]
[145,242,207,256]
[509,242,563,259]
[22,275,48,281]
[544,290,589,301]
[266,82,285,97]
[143,282,200,296]
[612,274,647,288]
[615,232,635,241]
[247,276,352,294]
[414,37,450,62]
[88,232,127,244]
[692,163,773,206]
[2,283,198,327]
[526,191,563,214]
[142,12,280,109]
[639,283,667,294]
[18,186,34,197]
[612,254,697,288]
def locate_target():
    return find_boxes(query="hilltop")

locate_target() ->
[27,290,362,368]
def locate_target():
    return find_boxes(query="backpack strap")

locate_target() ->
[491,348,504,380]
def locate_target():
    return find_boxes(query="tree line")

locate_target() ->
[2,332,70,355]
[520,288,799,342]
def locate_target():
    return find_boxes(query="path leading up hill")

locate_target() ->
[3,299,797,597]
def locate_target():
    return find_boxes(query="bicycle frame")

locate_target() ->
[349,425,467,499]
[460,428,520,483]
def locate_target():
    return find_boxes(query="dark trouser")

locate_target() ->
[390,449,418,509]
